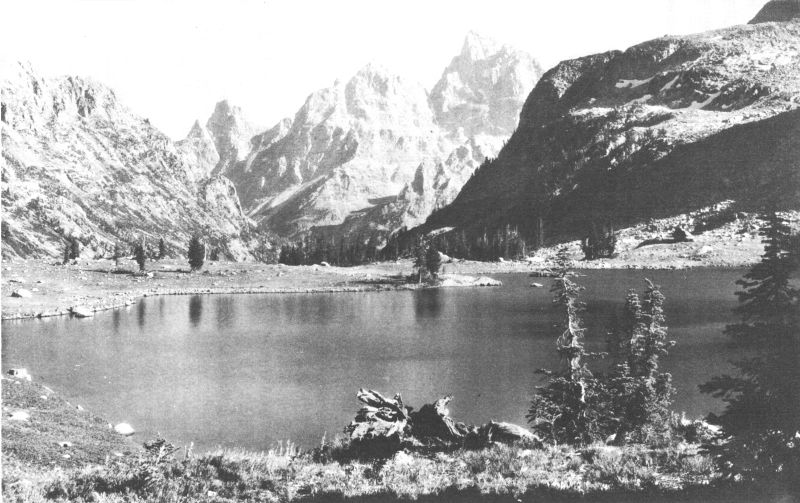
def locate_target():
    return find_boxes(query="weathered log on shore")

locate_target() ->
[345,389,539,455]
[410,395,474,442]
[345,389,410,443]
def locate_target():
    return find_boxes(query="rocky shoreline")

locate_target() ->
[2,227,770,322]
[1,259,508,321]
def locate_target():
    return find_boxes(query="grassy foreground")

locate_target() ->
[4,377,798,503]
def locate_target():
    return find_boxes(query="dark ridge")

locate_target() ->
[750,0,800,23]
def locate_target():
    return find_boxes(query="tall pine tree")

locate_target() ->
[700,211,799,480]
[527,249,613,444]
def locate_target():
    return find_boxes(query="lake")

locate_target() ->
[2,269,746,452]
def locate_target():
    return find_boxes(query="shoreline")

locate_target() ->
[1,253,755,322]
[5,374,792,503]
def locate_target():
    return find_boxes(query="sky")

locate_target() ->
[2,0,767,139]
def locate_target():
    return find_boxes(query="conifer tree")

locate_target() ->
[62,240,71,265]
[425,244,442,280]
[113,241,124,268]
[70,237,81,261]
[413,238,428,284]
[527,249,612,444]
[608,280,675,442]
[187,235,205,271]
[157,238,166,260]
[133,242,146,271]
[700,212,799,478]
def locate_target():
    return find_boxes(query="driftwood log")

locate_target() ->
[345,389,539,454]
[345,389,410,443]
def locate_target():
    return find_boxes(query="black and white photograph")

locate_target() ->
[1,0,799,501]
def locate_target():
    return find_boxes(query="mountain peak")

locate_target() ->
[354,61,390,78]
[460,31,503,61]
[186,119,206,138]
[203,100,256,174]
[431,32,542,137]
[750,0,800,23]
[208,100,244,124]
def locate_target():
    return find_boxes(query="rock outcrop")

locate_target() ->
[175,120,220,182]
[1,61,253,260]
[418,16,800,245]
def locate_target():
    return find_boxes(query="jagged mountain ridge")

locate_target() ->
[1,61,253,260]
[209,34,542,239]
[417,18,800,245]
[431,31,544,139]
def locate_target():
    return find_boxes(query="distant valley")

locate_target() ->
[3,2,799,262]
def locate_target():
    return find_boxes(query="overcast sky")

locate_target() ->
[3,0,766,139]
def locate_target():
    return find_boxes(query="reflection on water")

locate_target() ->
[216,297,235,330]
[415,288,442,319]
[137,301,146,329]
[189,295,203,327]
[1,269,746,453]
[112,309,121,334]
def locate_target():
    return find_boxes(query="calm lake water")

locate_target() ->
[2,269,746,452]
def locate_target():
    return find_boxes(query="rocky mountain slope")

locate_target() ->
[750,0,800,23]
[417,16,800,247]
[1,62,253,260]
[215,34,542,240]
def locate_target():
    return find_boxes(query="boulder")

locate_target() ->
[530,282,544,288]
[391,450,415,466]
[114,423,135,436]
[473,276,502,287]
[694,245,714,257]
[7,368,32,381]
[672,226,693,242]
[11,289,32,298]
[479,421,540,445]
[9,410,30,421]
[71,306,94,318]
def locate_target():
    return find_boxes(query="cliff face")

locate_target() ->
[1,62,252,260]
[420,20,800,242]
[221,34,542,239]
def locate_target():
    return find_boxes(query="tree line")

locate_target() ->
[528,210,799,487]
[63,235,209,273]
